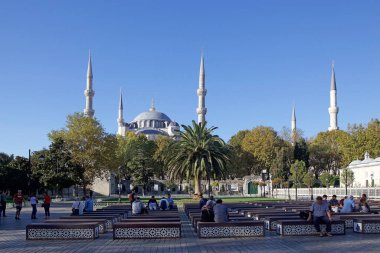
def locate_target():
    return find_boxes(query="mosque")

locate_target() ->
[83,52,207,141]
[82,51,340,196]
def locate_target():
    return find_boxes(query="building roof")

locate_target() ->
[132,110,172,122]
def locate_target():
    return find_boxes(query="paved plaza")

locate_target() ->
[1,203,380,253]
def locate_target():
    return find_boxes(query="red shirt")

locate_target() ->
[44,195,51,204]
[14,194,23,204]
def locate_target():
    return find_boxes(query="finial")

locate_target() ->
[150,98,156,112]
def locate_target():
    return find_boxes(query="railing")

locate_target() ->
[270,187,380,200]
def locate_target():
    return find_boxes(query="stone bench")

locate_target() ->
[121,218,180,223]
[26,223,99,240]
[113,222,181,239]
[353,218,380,233]
[336,214,380,228]
[264,216,302,231]
[44,219,108,233]
[193,216,252,232]
[80,213,122,221]
[253,212,297,221]
[60,216,116,229]
[197,221,265,238]
[276,220,345,236]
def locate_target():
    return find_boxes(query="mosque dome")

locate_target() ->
[133,110,171,122]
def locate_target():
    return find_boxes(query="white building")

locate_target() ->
[344,152,380,188]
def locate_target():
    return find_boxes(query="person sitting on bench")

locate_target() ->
[132,197,145,215]
[307,196,333,237]
[159,196,169,211]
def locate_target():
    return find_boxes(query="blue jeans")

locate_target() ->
[31,204,37,219]
[313,216,331,232]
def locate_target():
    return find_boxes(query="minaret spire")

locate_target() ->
[84,50,95,118]
[196,50,207,125]
[328,62,339,131]
[291,105,297,146]
[117,89,124,127]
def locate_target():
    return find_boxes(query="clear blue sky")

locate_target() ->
[1,1,379,157]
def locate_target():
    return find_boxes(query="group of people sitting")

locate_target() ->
[130,194,175,215]
[324,193,370,213]
[71,196,94,215]
[307,193,371,237]
[199,194,229,223]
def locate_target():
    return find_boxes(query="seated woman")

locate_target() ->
[148,196,158,210]
[200,200,215,222]
[359,198,371,213]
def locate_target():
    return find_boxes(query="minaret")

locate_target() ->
[291,105,296,145]
[328,62,339,131]
[196,51,207,125]
[117,90,124,128]
[84,51,95,118]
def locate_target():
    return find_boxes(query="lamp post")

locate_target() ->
[371,173,374,187]
[118,167,122,203]
[262,169,267,198]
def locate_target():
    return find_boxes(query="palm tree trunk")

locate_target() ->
[194,176,202,194]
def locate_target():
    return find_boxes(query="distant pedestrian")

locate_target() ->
[0,190,7,217]
[128,191,136,204]
[13,190,24,220]
[42,192,51,219]
[30,193,38,219]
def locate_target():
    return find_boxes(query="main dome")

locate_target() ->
[132,110,172,122]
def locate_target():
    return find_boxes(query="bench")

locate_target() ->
[59,216,116,229]
[353,218,380,233]
[26,223,99,240]
[198,221,264,238]
[336,214,380,228]
[264,216,302,231]
[253,212,297,221]
[276,220,345,236]
[113,222,181,239]
[44,219,108,233]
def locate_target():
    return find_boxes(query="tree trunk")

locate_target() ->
[194,176,201,195]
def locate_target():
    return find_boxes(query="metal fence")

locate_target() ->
[271,187,380,200]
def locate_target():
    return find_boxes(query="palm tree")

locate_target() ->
[165,120,230,196]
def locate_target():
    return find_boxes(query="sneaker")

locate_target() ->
[326,233,333,237]
[319,232,324,237]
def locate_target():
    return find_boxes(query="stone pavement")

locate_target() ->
[1,203,380,253]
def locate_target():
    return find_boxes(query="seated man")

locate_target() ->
[159,196,169,211]
[329,195,339,213]
[132,197,144,215]
[213,199,228,223]
[200,200,215,222]
[84,196,94,212]
[307,196,333,237]
[167,194,175,210]
[341,195,355,213]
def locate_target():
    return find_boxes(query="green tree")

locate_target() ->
[165,121,231,195]
[153,136,174,180]
[31,138,82,194]
[319,171,333,188]
[290,160,307,200]
[303,171,315,200]
[340,168,354,195]
[49,113,118,193]
[241,126,285,175]
[119,134,157,195]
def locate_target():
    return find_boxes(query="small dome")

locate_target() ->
[136,129,169,136]
[169,121,179,127]
[132,111,172,122]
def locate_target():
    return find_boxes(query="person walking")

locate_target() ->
[30,193,38,219]
[0,191,7,217]
[42,192,51,219]
[307,196,333,237]
[13,190,24,220]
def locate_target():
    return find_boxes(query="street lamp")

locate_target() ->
[371,173,374,187]
[118,166,122,203]
[262,169,268,198]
